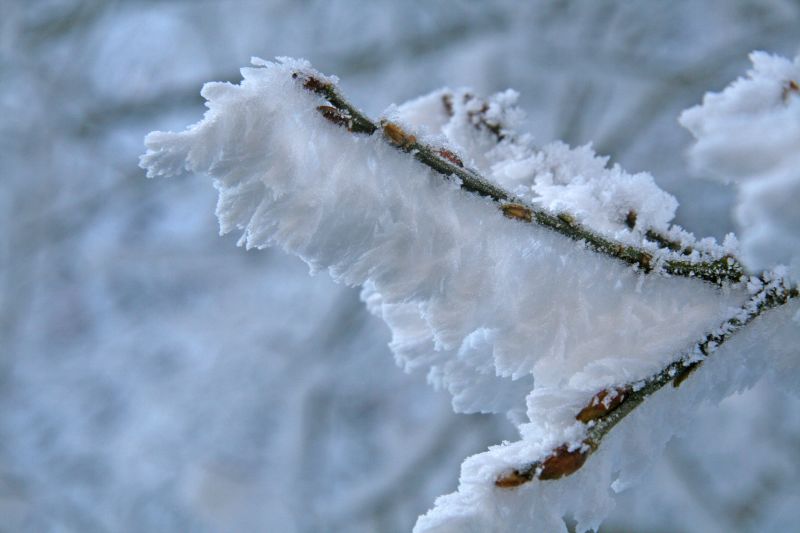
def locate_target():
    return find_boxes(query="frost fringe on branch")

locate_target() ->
[140,56,799,533]
[494,271,797,488]
[295,71,745,286]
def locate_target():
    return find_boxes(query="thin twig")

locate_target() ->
[292,70,745,287]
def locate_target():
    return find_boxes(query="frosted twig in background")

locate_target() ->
[681,52,800,285]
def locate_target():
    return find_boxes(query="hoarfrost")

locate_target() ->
[140,57,796,532]
[394,88,690,252]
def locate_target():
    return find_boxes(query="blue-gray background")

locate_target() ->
[2,1,799,532]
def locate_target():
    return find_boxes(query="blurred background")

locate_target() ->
[2,1,799,532]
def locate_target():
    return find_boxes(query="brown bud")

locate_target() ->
[382,122,416,148]
[538,445,590,480]
[782,79,799,101]
[501,203,532,222]
[302,76,329,93]
[672,361,701,388]
[317,105,351,129]
[576,387,629,423]
[557,212,574,225]
[494,469,533,488]
[495,442,592,488]
[442,93,454,117]
[625,210,637,230]
[638,252,653,272]
[437,148,463,167]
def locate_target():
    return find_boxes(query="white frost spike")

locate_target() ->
[140,57,765,532]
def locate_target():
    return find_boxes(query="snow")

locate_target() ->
[681,51,800,283]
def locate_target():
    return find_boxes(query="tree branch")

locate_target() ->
[495,274,798,487]
[287,67,797,489]
[292,70,745,287]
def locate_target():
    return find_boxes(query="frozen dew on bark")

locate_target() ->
[140,57,798,532]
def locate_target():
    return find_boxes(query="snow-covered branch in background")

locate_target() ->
[140,55,799,532]
[681,51,800,285]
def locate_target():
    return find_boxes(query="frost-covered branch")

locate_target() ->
[495,273,798,487]
[293,70,745,286]
[140,56,800,533]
